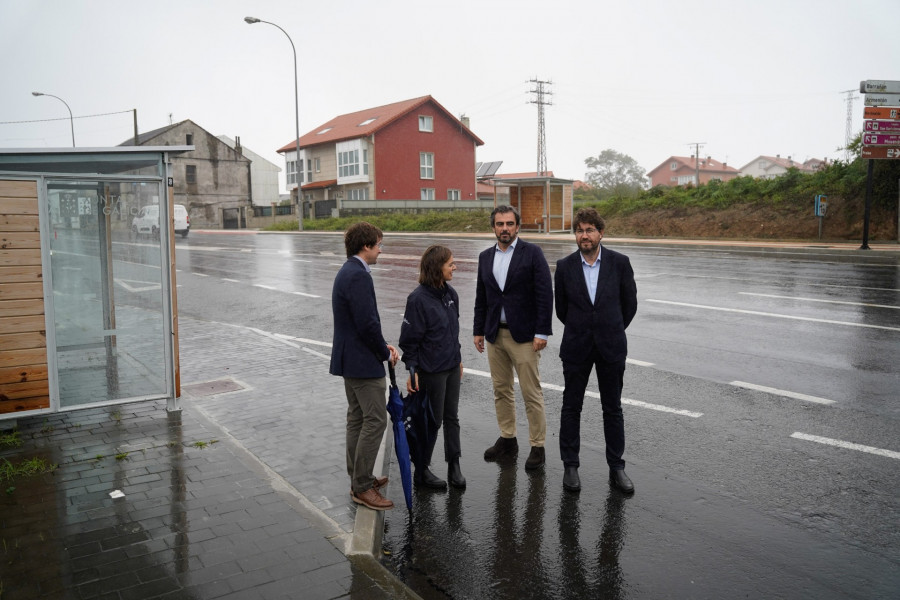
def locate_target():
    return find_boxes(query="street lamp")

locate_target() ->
[244,16,304,231]
[32,91,75,147]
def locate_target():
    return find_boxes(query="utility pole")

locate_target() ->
[842,89,857,161]
[688,142,705,186]
[529,78,553,176]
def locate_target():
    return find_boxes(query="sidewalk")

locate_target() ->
[0,317,414,600]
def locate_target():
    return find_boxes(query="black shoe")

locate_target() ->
[448,458,466,489]
[484,436,518,461]
[609,469,634,493]
[525,446,545,470]
[563,466,581,492]
[414,467,447,490]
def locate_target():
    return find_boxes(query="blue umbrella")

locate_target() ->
[387,365,413,510]
[402,367,437,472]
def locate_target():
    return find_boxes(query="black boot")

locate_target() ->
[448,457,466,489]
[484,436,518,461]
[414,467,447,490]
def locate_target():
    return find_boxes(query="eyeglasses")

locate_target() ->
[376,242,384,249]
[575,228,599,236]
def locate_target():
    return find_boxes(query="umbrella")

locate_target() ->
[387,364,413,510]
[402,367,438,473]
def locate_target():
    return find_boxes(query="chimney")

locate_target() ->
[235,136,242,156]
[460,114,470,129]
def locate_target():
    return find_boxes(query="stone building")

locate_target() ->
[121,120,251,229]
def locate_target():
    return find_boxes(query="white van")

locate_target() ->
[132,204,190,238]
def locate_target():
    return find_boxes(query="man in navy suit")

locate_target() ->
[474,205,553,470]
[554,207,638,494]
[330,222,399,511]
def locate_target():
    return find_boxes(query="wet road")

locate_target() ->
[167,231,899,598]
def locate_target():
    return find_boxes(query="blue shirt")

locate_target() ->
[581,251,601,304]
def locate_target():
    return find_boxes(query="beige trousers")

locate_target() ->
[486,328,546,447]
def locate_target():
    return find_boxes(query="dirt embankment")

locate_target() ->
[604,196,898,241]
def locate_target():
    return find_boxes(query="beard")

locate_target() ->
[579,238,599,256]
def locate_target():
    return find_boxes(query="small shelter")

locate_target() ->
[493,175,574,233]
[0,147,190,421]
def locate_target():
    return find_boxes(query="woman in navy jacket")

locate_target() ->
[399,245,465,490]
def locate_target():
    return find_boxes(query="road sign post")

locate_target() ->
[859,80,900,249]
[814,195,827,239]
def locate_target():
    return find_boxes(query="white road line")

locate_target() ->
[645,299,900,332]
[222,278,240,283]
[739,292,899,310]
[251,284,321,298]
[465,368,701,417]
[791,432,900,460]
[627,358,655,367]
[272,333,332,347]
[730,381,835,405]
[192,272,209,277]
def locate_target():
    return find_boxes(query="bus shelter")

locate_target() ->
[493,176,574,233]
[0,147,191,421]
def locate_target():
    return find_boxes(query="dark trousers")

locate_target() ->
[559,356,626,470]
[418,366,462,466]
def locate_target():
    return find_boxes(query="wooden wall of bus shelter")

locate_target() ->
[499,179,574,233]
[0,179,49,414]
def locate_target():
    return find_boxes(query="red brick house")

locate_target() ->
[277,95,484,217]
[647,156,740,188]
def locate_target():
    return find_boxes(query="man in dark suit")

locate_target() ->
[554,207,638,494]
[474,205,553,470]
[330,222,399,511]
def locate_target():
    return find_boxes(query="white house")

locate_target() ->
[217,135,281,207]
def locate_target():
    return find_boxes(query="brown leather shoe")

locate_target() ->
[373,476,388,490]
[352,487,394,511]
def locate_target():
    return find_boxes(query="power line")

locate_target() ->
[529,78,553,176]
[687,142,706,186]
[0,109,134,126]
[841,89,857,162]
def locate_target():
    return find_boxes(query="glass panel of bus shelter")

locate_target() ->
[47,179,169,407]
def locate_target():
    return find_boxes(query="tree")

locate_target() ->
[584,149,648,199]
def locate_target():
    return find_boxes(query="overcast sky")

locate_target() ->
[2,0,898,190]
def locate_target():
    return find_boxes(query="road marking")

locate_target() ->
[791,432,900,460]
[251,284,321,298]
[192,272,209,277]
[627,358,654,367]
[114,278,160,292]
[222,278,240,283]
[739,292,899,310]
[465,368,701,417]
[272,332,332,347]
[730,381,835,405]
[645,299,900,332]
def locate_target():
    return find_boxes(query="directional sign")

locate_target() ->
[864,107,900,120]
[861,146,900,160]
[860,80,900,95]
[864,94,900,107]
[863,133,900,145]
[864,120,900,131]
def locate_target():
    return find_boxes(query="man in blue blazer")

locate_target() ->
[330,222,399,511]
[474,205,553,470]
[554,207,638,494]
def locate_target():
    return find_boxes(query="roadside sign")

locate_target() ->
[864,95,900,107]
[862,133,900,145]
[860,80,900,95]
[863,107,900,119]
[861,146,900,159]
[863,120,900,131]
